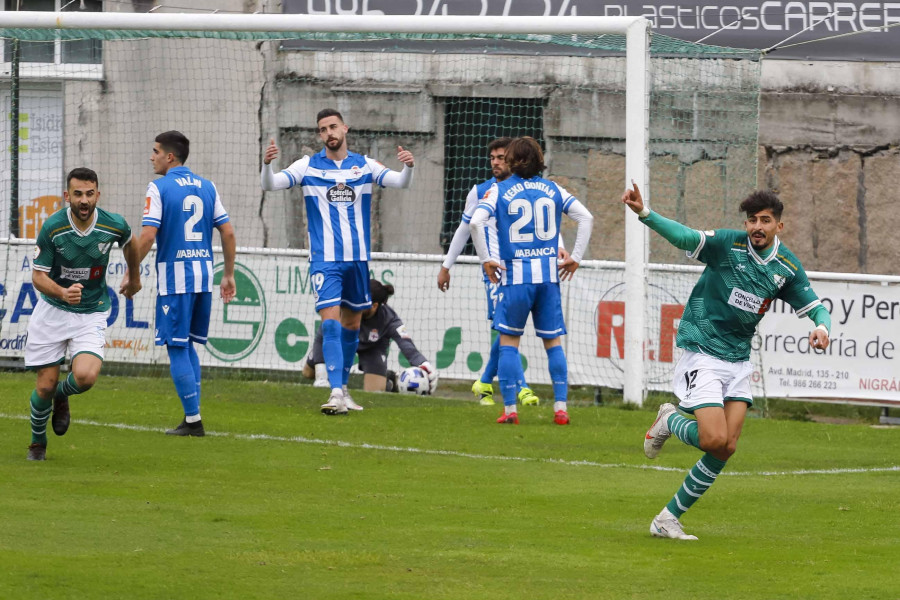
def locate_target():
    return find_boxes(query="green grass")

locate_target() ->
[2,371,899,599]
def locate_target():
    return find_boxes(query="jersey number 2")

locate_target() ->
[183,195,204,242]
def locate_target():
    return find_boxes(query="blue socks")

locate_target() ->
[481,335,500,384]
[167,345,200,417]
[546,345,567,402]
[321,319,343,389]
[188,342,202,407]
[498,345,520,407]
[482,336,529,392]
[341,326,359,387]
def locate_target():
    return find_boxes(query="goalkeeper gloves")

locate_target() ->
[418,361,439,393]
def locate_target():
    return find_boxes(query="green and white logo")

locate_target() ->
[206,261,266,362]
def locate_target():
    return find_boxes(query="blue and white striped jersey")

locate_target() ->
[478,174,577,285]
[461,178,501,283]
[143,166,229,296]
[279,149,390,263]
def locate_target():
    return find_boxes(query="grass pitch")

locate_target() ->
[1,372,899,599]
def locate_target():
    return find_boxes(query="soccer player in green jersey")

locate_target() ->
[24,168,142,461]
[623,182,831,540]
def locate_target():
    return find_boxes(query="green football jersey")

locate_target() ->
[677,229,822,362]
[33,207,133,314]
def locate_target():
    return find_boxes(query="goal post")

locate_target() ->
[0,11,761,404]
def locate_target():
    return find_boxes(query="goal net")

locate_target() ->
[0,13,762,401]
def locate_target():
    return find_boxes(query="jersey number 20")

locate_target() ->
[508,197,556,242]
[183,195,204,242]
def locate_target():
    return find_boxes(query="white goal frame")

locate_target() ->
[0,11,652,405]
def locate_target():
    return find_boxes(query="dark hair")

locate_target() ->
[505,137,545,178]
[370,279,395,305]
[739,190,783,220]
[155,130,190,164]
[316,108,344,125]
[66,167,98,188]
[487,137,512,152]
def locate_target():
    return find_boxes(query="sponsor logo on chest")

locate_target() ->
[727,287,772,315]
[175,248,211,259]
[327,182,356,204]
[60,265,103,281]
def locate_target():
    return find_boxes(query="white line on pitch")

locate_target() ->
[2,412,898,477]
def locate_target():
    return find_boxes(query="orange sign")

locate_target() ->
[18,195,63,239]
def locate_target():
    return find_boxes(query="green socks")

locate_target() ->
[29,390,52,446]
[57,371,84,398]
[666,452,727,517]
[667,411,701,449]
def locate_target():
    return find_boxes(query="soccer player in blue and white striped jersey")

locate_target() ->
[261,109,416,414]
[137,131,237,436]
[438,137,565,408]
[470,137,593,425]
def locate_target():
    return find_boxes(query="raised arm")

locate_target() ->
[261,139,305,191]
[622,181,702,252]
[372,146,415,189]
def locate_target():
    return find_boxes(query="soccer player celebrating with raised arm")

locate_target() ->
[261,108,417,415]
[438,137,566,408]
[136,131,237,437]
[25,167,142,461]
[623,182,831,540]
[469,137,593,425]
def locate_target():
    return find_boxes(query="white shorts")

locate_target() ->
[24,298,108,368]
[672,350,753,413]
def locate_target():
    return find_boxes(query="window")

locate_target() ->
[440,97,545,254]
[1,0,103,79]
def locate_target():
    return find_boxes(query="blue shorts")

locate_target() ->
[484,281,502,321]
[155,292,212,347]
[493,282,566,339]
[310,261,371,311]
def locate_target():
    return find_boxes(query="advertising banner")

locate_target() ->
[1,242,898,405]
[0,89,64,239]
[283,0,900,61]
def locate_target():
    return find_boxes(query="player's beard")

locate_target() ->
[74,203,95,223]
[749,232,769,251]
[326,136,343,150]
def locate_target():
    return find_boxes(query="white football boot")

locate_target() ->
[644,403,677,459]
[321,389,348,415]
[650,508,698,541]
[342,385,363,411]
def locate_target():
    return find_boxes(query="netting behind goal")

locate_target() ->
[0,24,761,394]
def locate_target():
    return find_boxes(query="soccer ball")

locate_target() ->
[398,366,431,395]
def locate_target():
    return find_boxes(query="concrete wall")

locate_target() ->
[757,60,900,275]
[38,0,900,275]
